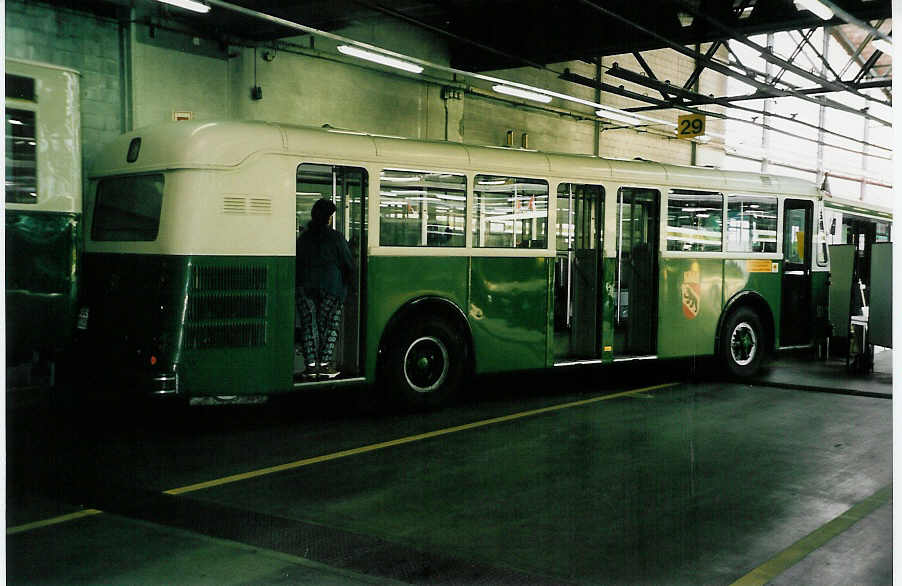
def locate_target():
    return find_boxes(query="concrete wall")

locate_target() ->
[6,1,728,173]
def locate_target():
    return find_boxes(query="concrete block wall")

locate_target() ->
[5,0,122,180]
[131,28,231,127]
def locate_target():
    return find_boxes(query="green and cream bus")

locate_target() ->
[80,120,834,407]
[5,59,82,390]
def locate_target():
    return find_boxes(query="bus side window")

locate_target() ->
[379,169,466,248]
[473,175,548,249]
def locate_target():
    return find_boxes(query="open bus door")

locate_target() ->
[553,184,604,360]
[781,199,813,347]
[614,188,660,357]
[294,163,366,380]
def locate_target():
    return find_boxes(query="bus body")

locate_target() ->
[5,59,82,390]
[81,120,833,406]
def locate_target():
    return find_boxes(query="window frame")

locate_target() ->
[725,193,780,255]
[472,173,550,250]
[377,167,468,248]
[664,188,725,254]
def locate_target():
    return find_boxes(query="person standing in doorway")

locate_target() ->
[296,198,354,379]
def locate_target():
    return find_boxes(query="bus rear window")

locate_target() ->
[92,175,164,241]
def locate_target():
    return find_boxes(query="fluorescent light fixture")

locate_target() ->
[155,0,211,13]
[337,45,424,73]
[794,0,833,20]
[595,109,643,126]
[492,85,553,104]
[872,38,893,54]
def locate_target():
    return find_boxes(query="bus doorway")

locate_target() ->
[780,199,813,347]
[554,184,604,360]
[295,163,366,380]
[614,188,660,357]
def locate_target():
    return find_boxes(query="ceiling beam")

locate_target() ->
[676,2,890,107]
[560,68,891,157]
[575,0,891,126]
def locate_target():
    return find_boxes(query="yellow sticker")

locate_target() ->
[603,346,613,352]
[677,113,706,139]
[747,259,773,273]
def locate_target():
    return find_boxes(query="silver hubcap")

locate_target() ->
[730,322,758,366]
[403,336,450,393]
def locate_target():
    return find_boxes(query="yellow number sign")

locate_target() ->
[677,114,705,139]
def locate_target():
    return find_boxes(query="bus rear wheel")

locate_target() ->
[721,307,765,378]
[385,317,466,409]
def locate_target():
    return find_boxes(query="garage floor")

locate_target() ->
[6,353,892,585]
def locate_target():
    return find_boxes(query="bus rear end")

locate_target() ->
[78,173,183,397]
[79,122,296,402]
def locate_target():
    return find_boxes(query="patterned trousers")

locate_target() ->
[296,289,343,367]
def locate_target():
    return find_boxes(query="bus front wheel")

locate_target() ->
[385,317,466,409]
[721,307,765,378]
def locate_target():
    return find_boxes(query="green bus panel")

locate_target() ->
[365,256,470,381]
[364,256,549,379]
[657,258,724,358]
[179,256,293,397]
[82,254,293,398]
[469,257,549,374]
[724,260,782,347]
[5,210,80,364]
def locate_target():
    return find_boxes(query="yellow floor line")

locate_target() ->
[7,382,678,535]
[731,483,892,586]
[164,382,679,495]
[7,508,103,535]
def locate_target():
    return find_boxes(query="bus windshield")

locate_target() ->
[92,174,164,241]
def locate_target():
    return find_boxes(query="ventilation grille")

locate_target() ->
[192,265,267,291]
[187,264,268,349]
[249,198,272,215]
[186,322,267,349]
[223,197,246,215]
[222,196,272,215]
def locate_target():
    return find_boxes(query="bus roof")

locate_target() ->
[823,193,893,220]
[91,120,820,197]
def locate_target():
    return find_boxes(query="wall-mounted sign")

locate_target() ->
[677,113,705,139]
[172,111,193,121]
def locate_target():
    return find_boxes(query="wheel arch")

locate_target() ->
[378,296,474,370]
[715,290,776,356]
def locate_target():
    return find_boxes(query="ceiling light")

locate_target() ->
[155,0,211,13]
[872,38,893,54]
[794,0,833,20]
[595,109,643,125]
[337,45,424,73]
[492,85,553,103]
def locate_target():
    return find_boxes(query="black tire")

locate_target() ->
[720,307,765,378]
[384,317,467,409]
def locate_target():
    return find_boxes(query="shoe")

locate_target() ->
[318,364,340,379]
[301,363,318,381]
